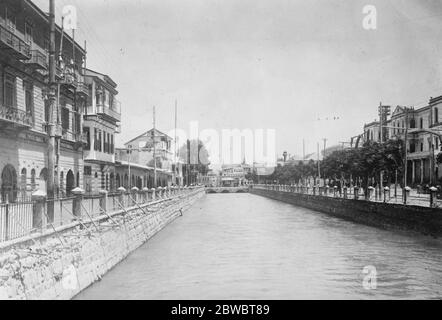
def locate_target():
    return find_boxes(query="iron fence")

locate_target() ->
[0,188,195,244]
[253,184,440,208]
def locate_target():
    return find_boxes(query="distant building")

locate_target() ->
[220,164,248,187]
[114,128,184,188]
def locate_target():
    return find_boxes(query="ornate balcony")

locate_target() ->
[0,24,31,60]
[56,65,78,90]
[25,50,48,70]
[96,103,121,122]
[76,82,90,97]
[0,105,33,129]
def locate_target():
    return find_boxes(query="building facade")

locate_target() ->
[362,102,442,185]
[82,69,121,195]
[121,128,175,186]
[0,0,87,202]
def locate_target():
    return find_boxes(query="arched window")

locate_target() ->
[60,171,64,196]
[66,170,75,196]
[1,164,18,202]
[116,173,120,188]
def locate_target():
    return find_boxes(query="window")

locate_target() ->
[111,134,114,154]
[410,119,415,128]
[94,129,98,151]
[84,127,90,150]
[45,100,50,123]
[5,9,15,31]
[420,118,423,129]
[98,130,102,151]
[410,143,415,153]
[25,83,34,124]
[435,108,439,124]
[107,133,111,153]
[103,131,107,153]
[4,74,16,108]
[61,107,70,130]
[437,138,439,150]
[25,22,33,43]
[84,166,92,176]
[421,143,424,152]
[74,113,81,134]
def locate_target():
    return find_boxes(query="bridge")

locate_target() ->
[205,186,249,193]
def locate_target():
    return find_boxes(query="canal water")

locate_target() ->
[76,193,442,299]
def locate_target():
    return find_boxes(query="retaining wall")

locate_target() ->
[250,187,442,237]
[0,188,205,300]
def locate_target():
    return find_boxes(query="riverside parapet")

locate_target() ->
[0,188,205,300]
[250,186,442,237]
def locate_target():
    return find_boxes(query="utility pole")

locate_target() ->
[153,106,157,188]
[404,107,409,203]
[379,102,383,199]
[303,139,305,160]
[174,99,178,185]
[47,0,56,221]
[322,138,327,186]
[317,142,321,185]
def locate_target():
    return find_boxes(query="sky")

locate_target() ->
[34,0,442,164]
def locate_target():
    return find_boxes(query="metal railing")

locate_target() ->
[0,24,31,59]
[27,50,48,69]
[252,184,442,208]
[0,105,33,127]
[0,187,198,244]
[0,202,34,242]
[96,103,121,122]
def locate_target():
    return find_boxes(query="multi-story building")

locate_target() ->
[0,0,87,201]
[220,164,247,187]
[82,68,121,195]
[362,102,442,185]
[121,128,175,186]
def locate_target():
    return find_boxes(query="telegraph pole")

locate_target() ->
[404,107,409,203]
[317,142,321,185]
[379,102,383,198]
[47,0,56,220]
[303,139,305,160]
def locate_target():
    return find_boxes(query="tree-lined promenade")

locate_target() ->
[251,139,436,201]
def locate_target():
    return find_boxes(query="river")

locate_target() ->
[75,193,442,299]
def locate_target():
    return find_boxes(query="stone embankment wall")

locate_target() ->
[250,187,442,237]
[0,188,205,300]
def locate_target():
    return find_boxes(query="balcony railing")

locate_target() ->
[97,104,121,122]
[56,65,78,89]
[0,105,33,128]
[26,50,48,70]
[76,82,89,96]
[0,24,31,60]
